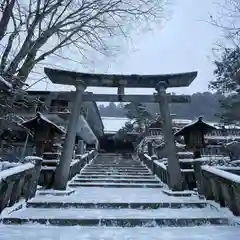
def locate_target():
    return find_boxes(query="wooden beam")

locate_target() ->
[82,93,191,103]
[26,91,191,103]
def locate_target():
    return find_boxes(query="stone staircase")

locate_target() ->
[0,153,239,239]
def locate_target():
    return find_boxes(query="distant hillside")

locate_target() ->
[98,92,224,121]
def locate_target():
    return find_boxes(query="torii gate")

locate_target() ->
[44,68,198,191]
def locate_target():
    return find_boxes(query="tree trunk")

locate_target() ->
[0,0,16,41]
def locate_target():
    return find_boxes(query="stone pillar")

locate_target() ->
[147,142,153,156]
[54,81,86,190]
[78,140,85,154]
[95,139,99,151]
[155,82,182,190]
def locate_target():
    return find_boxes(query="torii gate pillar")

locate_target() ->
[156,81,182,191]
[54,80,86,190]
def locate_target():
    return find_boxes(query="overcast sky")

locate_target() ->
[32,0,225,95]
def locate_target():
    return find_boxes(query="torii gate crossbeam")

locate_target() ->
[82,93,191,103]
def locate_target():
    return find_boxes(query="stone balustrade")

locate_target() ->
[138,150,240,216]
[139,153,196,190]
[199,166,240,216]
[0,156,42,213]
[39,150,97,188]
[69,150,97,179]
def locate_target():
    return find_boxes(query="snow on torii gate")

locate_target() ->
[44,68,198,190]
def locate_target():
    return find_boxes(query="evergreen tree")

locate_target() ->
[209,47,240,124]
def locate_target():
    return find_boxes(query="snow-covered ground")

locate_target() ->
[0,216,237,239]
[0,225,240,240]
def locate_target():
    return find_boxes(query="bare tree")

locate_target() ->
[0,0,167,82]
[210,0,240,44]
[0,0,16,41]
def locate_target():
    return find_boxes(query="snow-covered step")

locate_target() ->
[80,172,153,176]
[68,182,163,188]
[82,169,150,172]
[30,187,203,203]
[93,163,142,166]
[92,161,143,165]
[0,225,239,240]
[85,166,147,170]
[73,178,160,184]
[83,169,149,172]
[81,168,152,174]
[1,207,232,226]
[92,159,142,165]
[76,174,156,179]
[27,200,210,209]
[84,168,148,171]
[90,163,144,166]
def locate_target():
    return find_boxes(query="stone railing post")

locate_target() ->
[151,155,158,175]
[147,142,153,156]
[27,157,43,199]
[193,159,204,196]
[76,140,85,155]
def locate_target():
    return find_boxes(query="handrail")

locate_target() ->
[0,156,42,213]
[139,153,196,190]
[200,165,240,216]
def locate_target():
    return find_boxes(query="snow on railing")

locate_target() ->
[0,161,21,171]
[200,165,240,216]
[202,165,240,184]
[39,150,97,188]
[69,150,97,179]
[0,157,42,214]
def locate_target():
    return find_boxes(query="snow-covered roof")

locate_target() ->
[172,119,192,124]
[22,112,65,135]
[175,117,216,136]
[0,118,30,133]
[101,117,129,133]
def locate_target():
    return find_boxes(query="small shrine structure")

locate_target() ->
[175,116,216,158]
[0,118,32,161]
[22,112,65,156]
